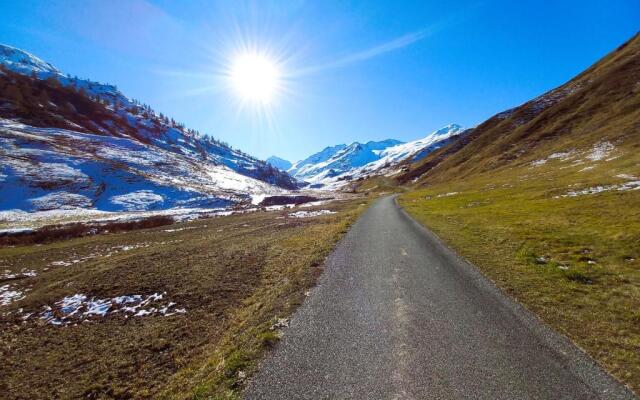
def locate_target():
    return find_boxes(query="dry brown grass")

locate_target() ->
[0,199,369,399]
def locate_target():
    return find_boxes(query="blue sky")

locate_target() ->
[0,0,638,162]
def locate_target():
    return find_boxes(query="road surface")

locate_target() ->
[244,195,634,399]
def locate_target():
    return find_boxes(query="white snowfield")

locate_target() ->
[0,119,286,217]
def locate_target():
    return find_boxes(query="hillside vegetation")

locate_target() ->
[397,33,640,392]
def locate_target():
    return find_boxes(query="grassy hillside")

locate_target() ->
[0,200,368,399]
[397,33,640,392]
[399,33,640,185]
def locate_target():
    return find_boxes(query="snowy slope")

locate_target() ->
[360,124,464,172]
[0,120,284,212]
[0,44,298,190]
[0,44,299,213]
[288,144,347,178]
[289,125,464,187]
[0,45,60,76]
[266,156,292,171]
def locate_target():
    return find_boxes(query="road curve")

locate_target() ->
[244,195,635,399]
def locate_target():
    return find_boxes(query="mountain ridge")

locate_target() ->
[266,156,292,171]
[0,44,299,213]
[289,124,464,187]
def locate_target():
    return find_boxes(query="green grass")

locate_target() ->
[398,156,640,393]
[0,199,369,399]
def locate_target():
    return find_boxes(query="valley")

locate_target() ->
[0,8,638,400]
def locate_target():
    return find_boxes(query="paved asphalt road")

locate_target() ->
[244,195,635,399]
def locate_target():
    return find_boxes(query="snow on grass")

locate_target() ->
[1,269,37,280]
[264,204,296,211]
[531,159,547,166]
[110,190,164,211]
[163,226,199,233]
[555,181,640,198]
[548,151,576,161]
[531,144,621,170]
[531,150,576,167]
[298,200,332,208]
[288,210,336,218]
[48,243,153,267]
[586,142,615,161]
[616,174,638,180]
[37,292,186,325]
[437,192,459,198]
[0,284,26,305]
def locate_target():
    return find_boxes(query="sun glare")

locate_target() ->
[230,53,280,104]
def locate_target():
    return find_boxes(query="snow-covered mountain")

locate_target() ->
[356,124,464,172]
[288,144,347,177]
[289,140,403,183]
[0,44,299,213]
[266,156,292,171]
[289,125,464,188]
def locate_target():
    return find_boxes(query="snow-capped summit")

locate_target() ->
[266,156,292,171]
[0,44,61,77]
[289,139,403,182]
[365,124,464,169]
[288,144,347,177]
[291,124,465,188]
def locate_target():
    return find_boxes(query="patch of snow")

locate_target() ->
[616,174,638,180]
[548,151,575,161]
[298,200,331,208]
[1,269,37,280]
[30,192,92,211]
[264,204,295,211]
[251,194,267,205]
[555,180,640,198]
[110,190,164,211]
[288,210,336,218]
[50,260,72,267]
[531,150,577,167]
[0,284,26,305]
[586,142,615,162]
[36,291,185,325]
[163,226,197,233]
[436,192,459,198]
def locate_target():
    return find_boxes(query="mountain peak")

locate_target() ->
[266,156,292,171]
[0,44,62,77]
[432,123,463,136]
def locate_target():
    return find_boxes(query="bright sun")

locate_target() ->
[230,53,280,104]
